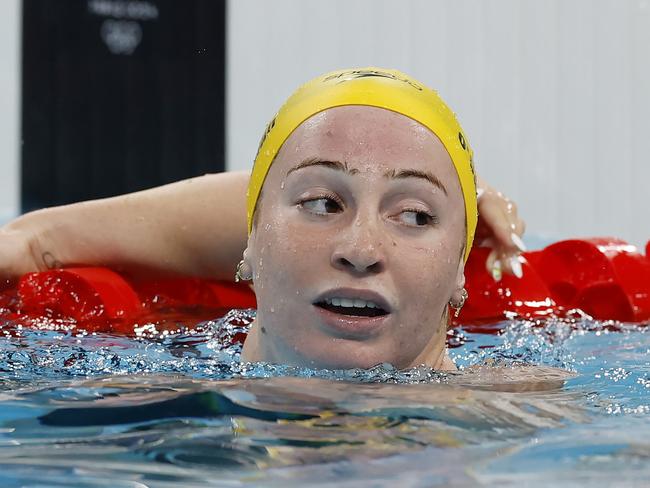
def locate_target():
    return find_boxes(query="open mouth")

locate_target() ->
[314,297,389,318]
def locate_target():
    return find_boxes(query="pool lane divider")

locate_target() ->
[14,268,257,333]
[19,268,142,323]
[2,237,649,333]
[461,238,650,325]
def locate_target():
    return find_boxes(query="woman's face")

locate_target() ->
[244,106,466,370]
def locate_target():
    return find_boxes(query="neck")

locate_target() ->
[241,313,456,371]
[240,319,263,362]
[406,337,456,371]
[405,308,456,370]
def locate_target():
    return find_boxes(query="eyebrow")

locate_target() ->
[286,158,447,196]
[286,157,360,176]
[384,168,448,196]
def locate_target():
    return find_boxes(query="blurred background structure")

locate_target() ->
[1,0,649,247]
[21,0,226,211]
[0,1,20,225]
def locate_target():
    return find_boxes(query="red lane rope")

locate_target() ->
[1,237,648,334]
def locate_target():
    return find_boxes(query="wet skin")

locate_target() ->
[241,106,466,370]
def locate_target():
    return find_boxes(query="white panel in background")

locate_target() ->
[474,0,521,207]
[630,0,650,249]
[228,0,650,248]
[556,0,599,239]
[593,0,632,241]
[227,0,421,174]
[515,1,559,237]
[0,0,20,223]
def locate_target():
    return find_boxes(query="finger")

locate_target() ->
[503,200,526,239]
[510,228,527,252]
[500,250,524,278]
[482,235,524,279]
[483,204,528,255]
[478,199,518,251]
[511,216,526,239]
[499,202,527,245]
[484,244,503,282]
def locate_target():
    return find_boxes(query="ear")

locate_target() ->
[454,253,466,291]
[448,253,466,304]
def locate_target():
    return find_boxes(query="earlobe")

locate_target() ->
[448,259,468,318]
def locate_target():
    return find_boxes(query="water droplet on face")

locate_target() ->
[270,307,275,313]
[280,181,285,189]
[264,223,272,232]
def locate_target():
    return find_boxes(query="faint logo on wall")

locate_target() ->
[100,20,142,55]
[87,0,159,56]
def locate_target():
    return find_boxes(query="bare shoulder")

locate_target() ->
[450,363,576,392]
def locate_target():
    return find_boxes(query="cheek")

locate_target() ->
[252,207,328,288]
[393,242,456,356]
[394,239,460,312]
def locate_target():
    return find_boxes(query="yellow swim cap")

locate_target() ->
[247,67,477,262]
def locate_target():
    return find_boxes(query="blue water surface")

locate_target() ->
[0,309,648,487]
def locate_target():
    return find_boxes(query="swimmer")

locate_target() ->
[0,68,525,370]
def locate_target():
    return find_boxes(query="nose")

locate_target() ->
[331,217,386,275]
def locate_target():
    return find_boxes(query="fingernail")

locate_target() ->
[510,233,527,252]
[510,256,523,278]
[491,259,502,282]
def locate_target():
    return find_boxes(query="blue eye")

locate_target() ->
[301,197,342,215]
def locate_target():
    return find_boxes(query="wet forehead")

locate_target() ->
[277,105,457,177]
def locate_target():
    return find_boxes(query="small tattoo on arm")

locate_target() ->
[42,252,63,270]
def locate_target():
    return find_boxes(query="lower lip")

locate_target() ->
[313,304,390,338]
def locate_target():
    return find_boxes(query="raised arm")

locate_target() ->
[0,171,525,284]
[0,171,249,282]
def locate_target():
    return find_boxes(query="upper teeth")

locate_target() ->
[325,297,380,309]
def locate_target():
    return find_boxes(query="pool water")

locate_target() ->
[0,310,648,487]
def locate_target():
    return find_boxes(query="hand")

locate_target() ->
[474,176,526,280]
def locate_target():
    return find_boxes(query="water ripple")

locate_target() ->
[0,311,648,486]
